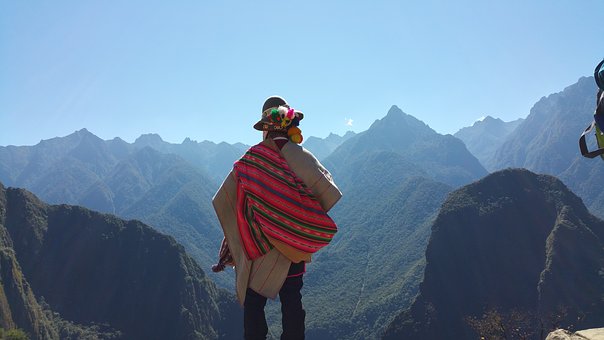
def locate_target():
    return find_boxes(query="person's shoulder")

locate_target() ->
[282,142,316,158]
[281,142,324,169]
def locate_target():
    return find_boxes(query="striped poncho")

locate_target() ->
[234,143,337,261]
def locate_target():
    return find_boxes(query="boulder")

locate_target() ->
[547,328,604,340]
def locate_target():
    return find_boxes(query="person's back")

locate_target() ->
[212,96,342,340]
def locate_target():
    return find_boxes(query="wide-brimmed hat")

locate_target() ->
[253,96,304,132]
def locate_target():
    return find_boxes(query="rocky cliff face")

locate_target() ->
[384,169,604,340]
[546,328,604,340]
[0,214,57,339]
[0,182,241,339]
[491,77,597,175]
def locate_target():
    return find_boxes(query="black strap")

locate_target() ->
[579,121,604,158]
[594,59,604,91]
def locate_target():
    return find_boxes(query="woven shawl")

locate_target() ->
[234,143,337,260]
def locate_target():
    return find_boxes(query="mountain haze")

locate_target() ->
[454,116,524,171]
[302,131,356,161]
[133,133,248,184]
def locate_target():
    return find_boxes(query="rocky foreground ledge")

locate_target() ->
[547,328,604,340]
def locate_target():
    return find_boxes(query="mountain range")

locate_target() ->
[325,105,487,187]
[0,130,241,288]
[0,105,485,339]
[2,75,604,339]
[384,169,604,339]
[0,182,242,339]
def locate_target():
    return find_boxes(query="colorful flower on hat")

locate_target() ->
[267,106,298,128]
[277,106,291,127]
[270,108,279,123]
[286,108,295,119]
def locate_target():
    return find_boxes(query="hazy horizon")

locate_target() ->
[0,110,521,147]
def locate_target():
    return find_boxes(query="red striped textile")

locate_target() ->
[234,143,337,260]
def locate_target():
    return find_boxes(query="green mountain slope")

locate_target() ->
[98,147,227,287]
[0,182,242,339]
[277,104,487,338]
[384,169,604,340]
[267,106,464,339]
[0,226,57,339]
[303,170,450,339]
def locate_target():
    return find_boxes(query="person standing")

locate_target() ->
[212,96,342,339]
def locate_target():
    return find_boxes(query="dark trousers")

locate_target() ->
[244,274,305,340]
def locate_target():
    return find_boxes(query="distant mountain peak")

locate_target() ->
[368,104,431,135]
[479,115,500,123]
[325,105,486,187]
[76,128,104,141]
[386,105,405,117]
[35,128,104,150]
[134,133,164,146]
[182,137,197,145]
[470,116,505,128]
[68,128,97,139]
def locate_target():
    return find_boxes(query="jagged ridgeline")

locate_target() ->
[453,116,524,172]
[491,77,597,175]
[0,182,241,339]
[384,169,604,340]
[0,130,247,289]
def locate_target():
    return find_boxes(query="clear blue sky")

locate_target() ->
[1,1,603,146]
